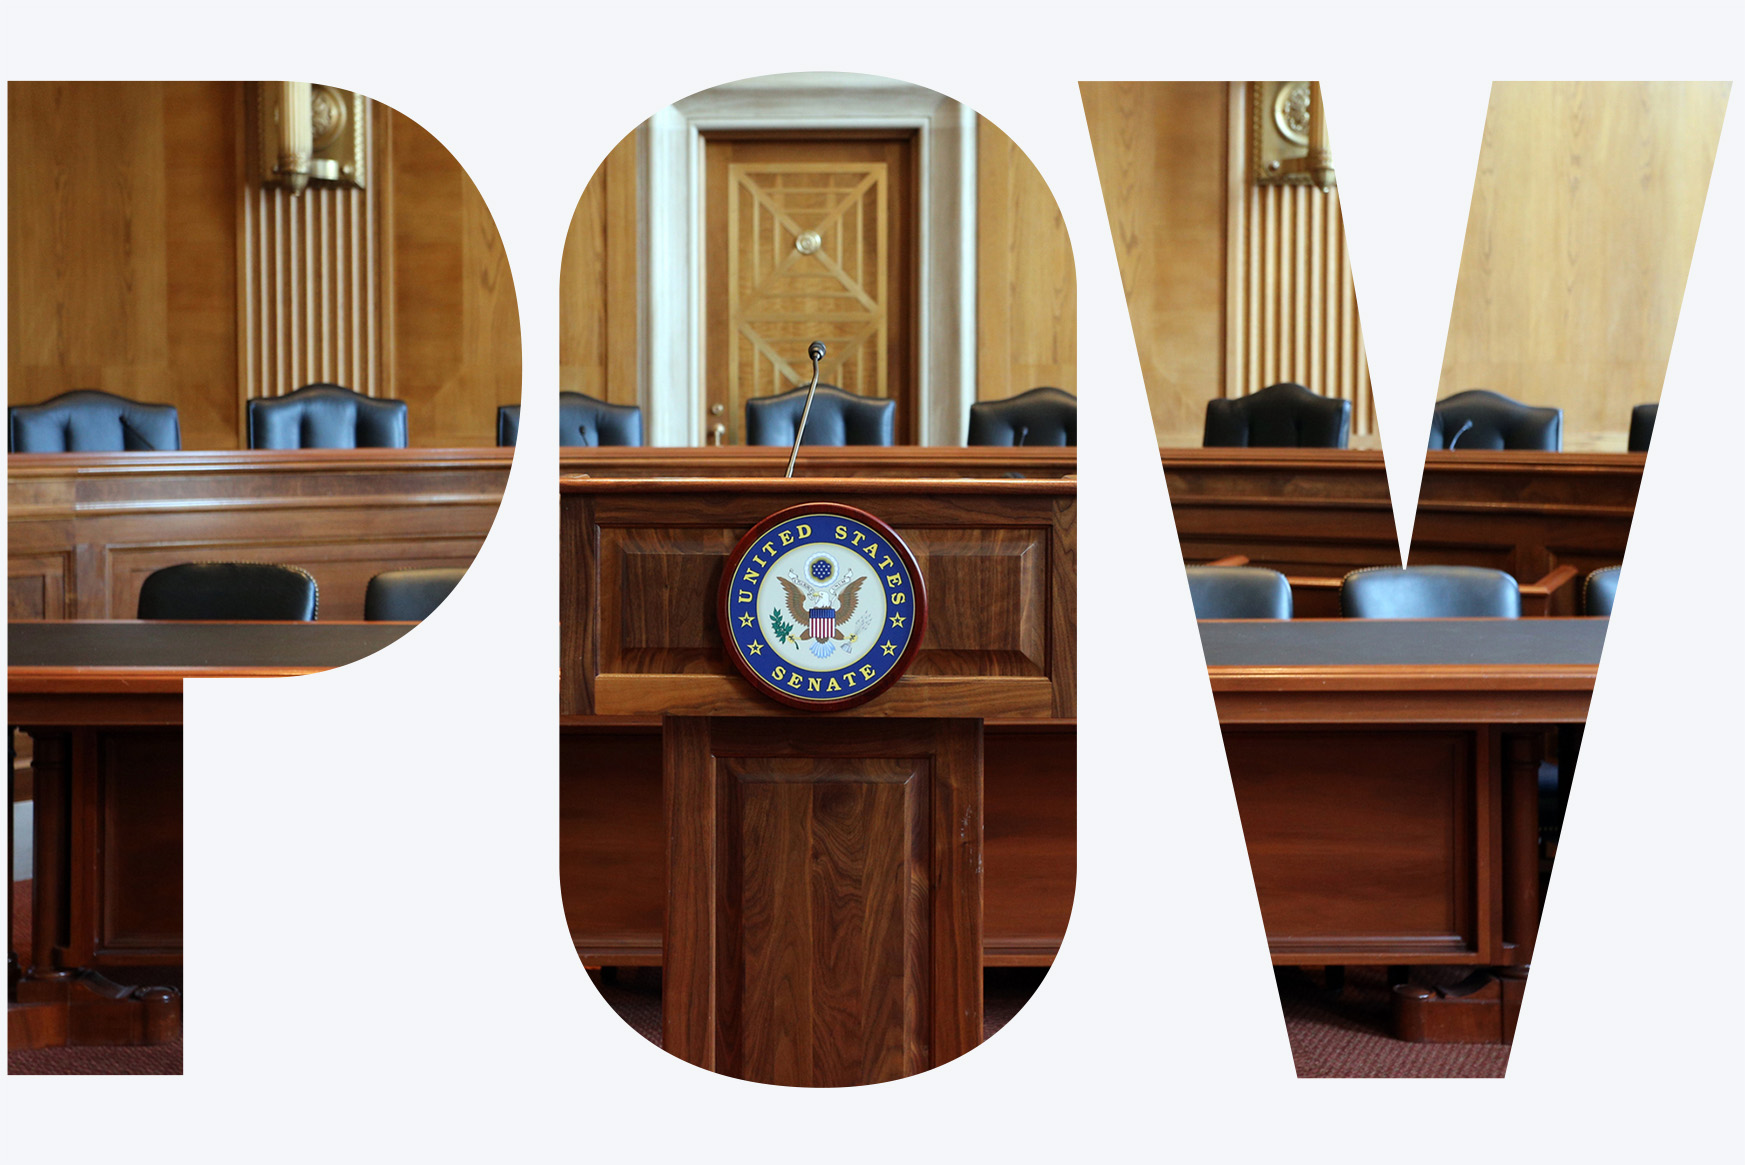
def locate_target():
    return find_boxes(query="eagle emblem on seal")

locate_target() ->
[775,554,866,658]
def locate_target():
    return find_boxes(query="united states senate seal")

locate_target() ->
[719,503,927,710]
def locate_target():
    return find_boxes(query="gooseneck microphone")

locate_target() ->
[785,341,827,478]
[1448,419,1474,450]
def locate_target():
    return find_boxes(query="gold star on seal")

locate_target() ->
[747,642,763,655]
[738,613,755,627]
[889,613,905,628]
[881,640,897,657]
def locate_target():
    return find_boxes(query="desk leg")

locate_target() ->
[663,716,982,1086]
[1391,731,1540,1044]
[8,729,181,1051]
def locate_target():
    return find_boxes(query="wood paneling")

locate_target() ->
[1082,82,1372,446]
[8,82,520,450]
[978,116,1076,401]
[664,717,981,1085]
[1442,82,1730,451]
[1165,446,1640,610]
[559,132,639,408]
[8,81,242,451]
[9,448,508,620]
[1163,448,1642,614]
[560,477,1076,719]
[1230,730,1484,962]
[380,107,522,447]
[559,720,1075,969]
[1081,82,1228,445]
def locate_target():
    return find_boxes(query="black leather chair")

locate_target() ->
[498,393,644,447]
[137,563,318,621]
[1428,390,1561,451]
[968,387,1077,446]
[247,384,408,450]
[364,568,466,621]
[745,385,895,447]
[1340,566,1521,619]
[1203,382,1350,449]
[1186,566,1292,620]
[1628,404,1657,453]
[1583,566,1621,616]
[9,390,181,453]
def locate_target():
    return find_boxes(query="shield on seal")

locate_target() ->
[809,608,836,641]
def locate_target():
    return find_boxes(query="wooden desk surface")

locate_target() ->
[1201,618,1603,725]
[8,621,409,718]
[560,445,1076,479]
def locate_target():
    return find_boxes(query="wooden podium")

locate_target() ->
[559,475,1075,1086]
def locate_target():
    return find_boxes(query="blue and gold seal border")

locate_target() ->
[718,502,928,710]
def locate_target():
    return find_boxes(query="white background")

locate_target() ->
[3,3,1740,1160]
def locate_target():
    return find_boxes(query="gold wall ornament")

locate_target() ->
[1252,80,1336,191]
[256,82,368,192]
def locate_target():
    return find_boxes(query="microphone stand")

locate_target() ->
[785,341,826,478]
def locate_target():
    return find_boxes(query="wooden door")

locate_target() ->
[704,133,917,445]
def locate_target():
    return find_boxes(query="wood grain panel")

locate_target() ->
[94,729,183,960]
[381,107,522,447]
[559,720,1075,969]
[1081,82,1228,446]
[977,116,1076,401]
[559,131,639,407]
[9,448,507,620]
[666,717,979,1086]
[1228,730,1484,962]
[8,81,242,450]
[1442,82,1730,450]
[9,551,72,620]
[1163,448,1641,613]
[562,479,1076,718]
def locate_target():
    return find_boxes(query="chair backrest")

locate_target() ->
[1186,566,1292,620]
[1428,390,1562,451]
[364,567,466,621]
[1341,566,1521,619]
[498,393,645,447]
[967,387,1077,447]
[1203,382,1350,449]
[744,385,895,447]
[1628,403,1657,453]
[247,384,408,449]
[1583,566,1621,616]
[137,562,319,621]
[9,390,181,453]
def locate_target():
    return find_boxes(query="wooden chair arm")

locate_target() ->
[1286,575,1345,619]
[1520,564,1580,617]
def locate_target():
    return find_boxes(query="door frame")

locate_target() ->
[640,73,976,447]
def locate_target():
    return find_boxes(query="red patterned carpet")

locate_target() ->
[8,879,183,1075]
[1277,966,1510,1078]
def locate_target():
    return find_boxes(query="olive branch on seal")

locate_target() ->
[769,607,795,642]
